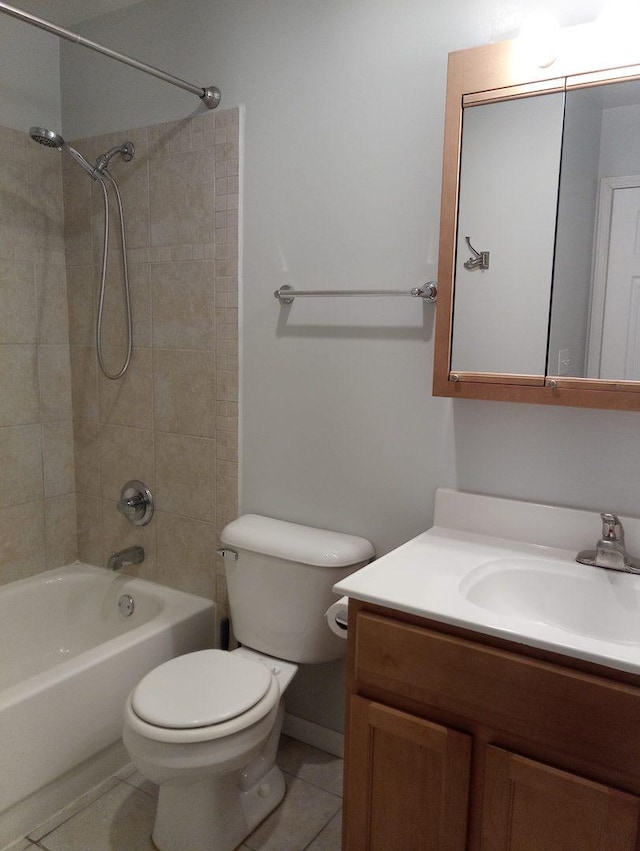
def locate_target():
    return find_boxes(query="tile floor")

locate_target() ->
[7,737,343,851]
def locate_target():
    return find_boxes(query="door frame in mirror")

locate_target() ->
[433,26,640,410]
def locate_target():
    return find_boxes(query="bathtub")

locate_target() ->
[0,562,216,847]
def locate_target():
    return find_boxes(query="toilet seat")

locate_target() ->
[125,649,281,745]
[132,649,273,729]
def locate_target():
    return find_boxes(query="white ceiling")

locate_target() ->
[10,0,143,26]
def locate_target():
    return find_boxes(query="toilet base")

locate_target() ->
[151,764,286,851]
[240,764,286,835]
[149,700,287,851]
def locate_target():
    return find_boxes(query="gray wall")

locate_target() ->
[18,0,640,733]
[0,15,60,132]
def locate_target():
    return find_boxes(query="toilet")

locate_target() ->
[122,514,374,851]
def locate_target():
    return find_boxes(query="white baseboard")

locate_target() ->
[282,713,344,758]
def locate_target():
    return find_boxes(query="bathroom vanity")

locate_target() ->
[335,490,640,850]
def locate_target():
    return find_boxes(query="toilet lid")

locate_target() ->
[131,649,274,729]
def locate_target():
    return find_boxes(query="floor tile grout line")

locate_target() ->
[278,767,343,800]
[26,775,121,843]
[299,807,343,851]
[119,775,158,800]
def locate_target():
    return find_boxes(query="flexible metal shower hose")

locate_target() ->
[96,170,132,380]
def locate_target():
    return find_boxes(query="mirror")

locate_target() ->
[433,32,640,409]
[452,92,565,377]
[550,78,640,382]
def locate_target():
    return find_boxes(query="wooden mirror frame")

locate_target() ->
[433,26,640,410]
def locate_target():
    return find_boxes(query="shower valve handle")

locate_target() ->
[117,480,154,526]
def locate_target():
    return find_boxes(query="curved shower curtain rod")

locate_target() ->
[0,1,221,109]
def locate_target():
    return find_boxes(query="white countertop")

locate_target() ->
[334,489,640,676]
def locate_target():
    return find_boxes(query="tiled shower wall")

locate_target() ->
[65,108,239,615]
[0,109,238,621]
[0,124,77,584]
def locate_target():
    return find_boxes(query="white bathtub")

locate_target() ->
[0,562,216,847]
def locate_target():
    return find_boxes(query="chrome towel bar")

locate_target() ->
[274,282,437,305]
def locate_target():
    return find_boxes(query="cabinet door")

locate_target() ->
[344,696,472,851]
[481,746,640,851]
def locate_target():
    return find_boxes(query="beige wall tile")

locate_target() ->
[0,345,40,427]
[96,261,151,350]
[35,262,70,345]
[29,148,66,261]
[216,429,238,462]
[73,419,101,497]
[55,110,239,596]
[0,424,43,508]
[43,420,75,498]
[149,149,215,246]
[0,259,36,343]
[151,260,215,349]
[66,265,95,346]
[149,119,197,157]
[76,495,102,565]
[62,167,93,260]
[0,111,239,593]
[216,368,239,403]
[216,459,238,512]
[216,504,238,539]
[0,501,46,583]
[39,344,73,422]
[45,494,78,568]
[93,258,129,349]
[98,346,153,428]
[155,432,215,520]
[69,345,99,422]
[99,424,154,502]
[153,348,215,438]
[155,510,217,597]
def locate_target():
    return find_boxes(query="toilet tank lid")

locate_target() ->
[220,514,374,568]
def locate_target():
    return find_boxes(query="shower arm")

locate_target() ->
[0,1,221,109]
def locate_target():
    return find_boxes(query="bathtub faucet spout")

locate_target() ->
[108,546,144,571]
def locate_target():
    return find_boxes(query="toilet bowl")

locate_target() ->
[122,514,374,851]
[123,647,297,851]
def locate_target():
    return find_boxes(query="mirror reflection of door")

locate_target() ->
[589,179,640,380]
[549,78,640,381]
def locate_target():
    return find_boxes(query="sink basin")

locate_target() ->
[334,489,640,674]
[460,557,640,645]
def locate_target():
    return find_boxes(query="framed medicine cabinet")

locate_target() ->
[433,27,640,410]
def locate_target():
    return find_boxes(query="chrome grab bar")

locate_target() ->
[274,282,437,305]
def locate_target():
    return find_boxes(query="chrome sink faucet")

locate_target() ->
[108,545,145,571]
[576,513,640,573]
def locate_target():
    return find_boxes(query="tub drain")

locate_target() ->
[118,594,135,617]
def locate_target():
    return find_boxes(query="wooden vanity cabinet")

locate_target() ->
[343,601,640,850]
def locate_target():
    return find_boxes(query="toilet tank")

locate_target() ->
[219,515,374,664]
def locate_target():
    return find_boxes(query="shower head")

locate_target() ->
[29,126,99,179]
[29,126,64,148]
